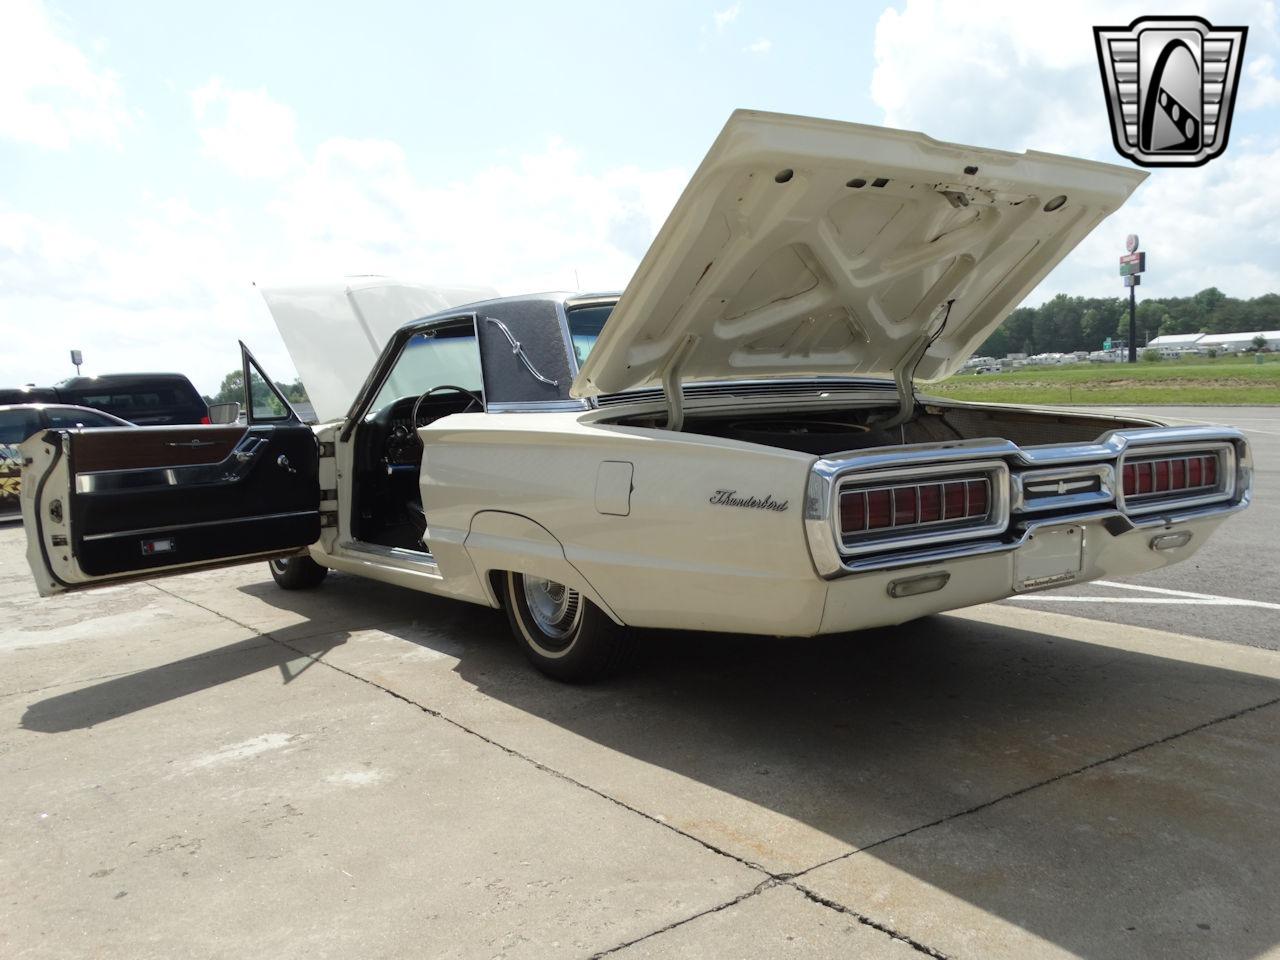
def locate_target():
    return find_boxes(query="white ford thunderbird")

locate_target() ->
[19,112,1253,681]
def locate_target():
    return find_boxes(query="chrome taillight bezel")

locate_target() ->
[1117,441,1236,516]
[832,459,1010,557]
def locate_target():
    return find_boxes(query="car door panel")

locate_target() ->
[72,425,247,472]
[22,345,322,595]
[66,423,319,577]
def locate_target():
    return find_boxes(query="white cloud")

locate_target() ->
[714,3,742,31]
[870,0,1280,307]
[1243,54,1280,109]
[0,0,130,149]
[0,119,688,393]
[1041,138,1280,302]
[191,77,303,179]
[744,38,773,54]
[871,0,1275,157]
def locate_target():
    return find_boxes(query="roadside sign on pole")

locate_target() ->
[1119,252,1146,276]
[1124,274,1141,287]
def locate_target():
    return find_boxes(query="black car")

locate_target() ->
[0,373,209,426]
[0,404,135,518]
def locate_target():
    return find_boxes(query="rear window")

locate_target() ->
[566,305,613,367]
[75,389,177,410]
[45,408,124,429]
[0,409,43,445]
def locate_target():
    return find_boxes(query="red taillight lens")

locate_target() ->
[840,476,994,543]
[1154,459,1170,491]
[919,484,942,523]
[894,487,917,525]
[866,489,892,529]
[841,492,867,532]
[966,479,988,515]
[943,481,966,519]
[1123,452,1221,502]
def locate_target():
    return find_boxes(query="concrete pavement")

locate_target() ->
[2,406,1278,959]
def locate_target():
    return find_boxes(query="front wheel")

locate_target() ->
[268,555,329,590]
[502,571,633,682]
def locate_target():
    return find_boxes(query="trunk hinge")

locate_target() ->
[874,300,954,431]
[661,334,701,432]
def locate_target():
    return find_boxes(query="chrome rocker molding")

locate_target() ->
[805,425,1252,579]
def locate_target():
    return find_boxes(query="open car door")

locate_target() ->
[20,344,321,597]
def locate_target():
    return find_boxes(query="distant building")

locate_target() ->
[1197,330,1280,354]
[1146,333,1206,348]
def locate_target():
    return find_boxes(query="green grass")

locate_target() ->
[928,354,1280,405]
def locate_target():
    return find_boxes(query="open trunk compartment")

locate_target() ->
[605,403,1155,456]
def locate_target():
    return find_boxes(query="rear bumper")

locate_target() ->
[816,504,1240,634]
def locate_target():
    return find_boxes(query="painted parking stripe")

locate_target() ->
[1009,579,1280,611]
[1008,596,1267,605]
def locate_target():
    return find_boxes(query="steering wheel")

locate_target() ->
[410,384,484,432]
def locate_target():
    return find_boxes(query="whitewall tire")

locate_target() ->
[502,571,632,682]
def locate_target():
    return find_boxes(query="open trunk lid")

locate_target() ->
[571,110,1145,399]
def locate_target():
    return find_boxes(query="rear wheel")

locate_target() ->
[502,571,633,682]
[268,555,329,590]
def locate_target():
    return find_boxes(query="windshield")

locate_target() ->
[566,305,613,368]
[368,326,483,417]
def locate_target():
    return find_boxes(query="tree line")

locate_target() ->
[204,369,310,407]
[978,288,1280,358]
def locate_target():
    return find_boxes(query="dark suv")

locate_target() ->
[0,373,209,426]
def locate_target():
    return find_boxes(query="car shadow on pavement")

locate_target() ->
[20,630,349,734]
[22,572,1280,959]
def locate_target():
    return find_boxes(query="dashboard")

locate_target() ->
[363,392,484,468]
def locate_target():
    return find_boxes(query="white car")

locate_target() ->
[18,111,1253,681]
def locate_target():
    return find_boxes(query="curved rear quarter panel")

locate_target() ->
[419,413,827,634]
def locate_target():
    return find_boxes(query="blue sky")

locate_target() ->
[3,0,1278,393]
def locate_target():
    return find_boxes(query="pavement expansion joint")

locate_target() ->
[148,580,1280,960]
[147,582,775,875]
[788,692,1280,882]
[587,878,782,958]
[791,882,955,959]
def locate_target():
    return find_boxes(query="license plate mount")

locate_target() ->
[1013,525,1083,592]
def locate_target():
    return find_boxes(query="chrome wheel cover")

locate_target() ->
[270,558,289,574]
[521,576,582,650]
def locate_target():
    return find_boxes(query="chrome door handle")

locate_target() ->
[166,439,217,448]
[276,454,296,474]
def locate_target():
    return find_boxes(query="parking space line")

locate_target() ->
[1007,580,1280,610]
[1094,579,1280,609]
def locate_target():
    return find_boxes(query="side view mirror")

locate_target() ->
[207,401,242,425]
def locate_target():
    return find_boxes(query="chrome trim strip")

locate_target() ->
[1012,463,1115,513]
[1117,441,1236,516]
[482,316,560,387]
[74,432,272,493]
[833,460,1010,558]
[486,399,591,413]
[81,509,318,542]
[340,540,441,572]
[803,425,1252,579]
[832,497,1249,576]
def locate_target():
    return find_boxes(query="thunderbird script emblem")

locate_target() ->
[1094,16,1247,167]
